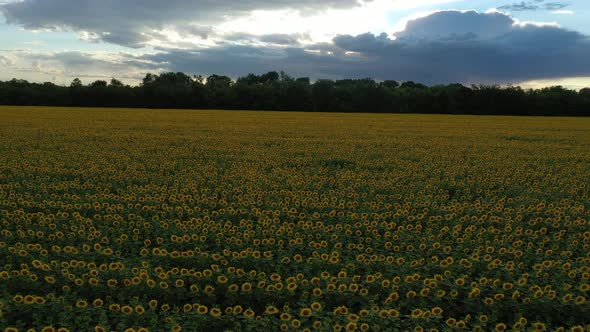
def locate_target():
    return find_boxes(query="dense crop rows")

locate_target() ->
[0,106,589,331]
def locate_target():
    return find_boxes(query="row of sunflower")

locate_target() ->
[0,107,589,330]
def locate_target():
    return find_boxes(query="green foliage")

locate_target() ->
[0,72,589,115]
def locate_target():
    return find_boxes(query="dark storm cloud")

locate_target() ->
[498,0,569,11]
[175,25,214,39]
[139,45,364,80]
[217,32,311,46]
[259,33,311,45]
[5,10,589,85]
[394,10,515,41]
[332,33,394,53]
[136,10,590,85]
[0,0,369,47]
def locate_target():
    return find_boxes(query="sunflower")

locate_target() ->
[241,282,253,292]
[197,305,208,315]
[148,299,158,309]
[310,302,322,311]
[121,305,133,315]
[210,308,222,318]
[533,323,546,331]
[446,318,457,327]
[388,309,400,318]
[265,306,279,315]
[493,323,509,332]
[238,308,252,318]
[75,300,88,308]
[411,309,424,319]
[300,308,312,317]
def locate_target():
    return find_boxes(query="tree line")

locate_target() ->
[1,71,589,116]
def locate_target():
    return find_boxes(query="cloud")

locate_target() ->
[138,10,590,85]
[543,2,569,10]
[175,25,214,40]
[0,0,370,47]
[551,10,574,15]
[0,0,464,48]
[139,46,353,80]
[0,49,163,83]
[1,10,589,87]
[394,10,515,41]
[0,54,13,67]
[498,1,569,12]
[331,11,590,83]
[220,32,311,46]
[259,33,311,45]
[519,76,590,90]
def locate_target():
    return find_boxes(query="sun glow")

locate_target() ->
[217,0,460,44]
[519,77,590,91]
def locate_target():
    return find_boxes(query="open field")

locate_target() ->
[0,106,589,331]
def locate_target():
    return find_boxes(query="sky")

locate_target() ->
[0,0,589,89]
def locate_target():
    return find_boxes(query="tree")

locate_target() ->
[9,79,30,87]
[1,71,589,116]
[381,80,399,89]
[206,75,232,89]
[90,80,108,88]
[400,81,427,90]
[205,75,234,109]
[110,78,125,88]
[278,77,312,111]
[259,71,279,85]
[280,71,293,82]
[296,77,310,85]
[236,74,260,86]
[70,78,83,88]
[156,72,193,87]
[311,80,335,112]
[142,73,157,86]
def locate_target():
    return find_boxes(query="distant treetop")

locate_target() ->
[0,71,588,116]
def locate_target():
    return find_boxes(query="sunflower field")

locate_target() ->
[0,106,589,332]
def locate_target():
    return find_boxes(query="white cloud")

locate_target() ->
[216,0,461,44]
[519,77,590,90]
[0,49,162,83]
[1,0,461,48]
[551,10,574,15]
[21,39,45,46]
[512,19,560,28]
[0,54,14,67]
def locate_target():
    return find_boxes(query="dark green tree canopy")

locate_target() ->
[110,78,125,88]
[90,80,108,88]
[0,71,588,116]
[70,78,83,88]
